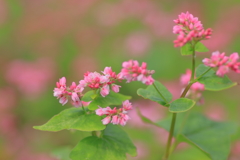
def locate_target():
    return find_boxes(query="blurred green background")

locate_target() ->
[1,0,240,159]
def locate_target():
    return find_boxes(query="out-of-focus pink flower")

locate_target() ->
[0,87,16,111]
[202,51,228,67]
[119,60,155,85]
[111,84,121,93]
[204,104,226,121]
[180,69,205,103]
[5,59,55,98]
[173,11,212,47]
[102,116,111,125]
[125,32,151,56]
[95,100,132,126]
[203,51,240,77]
[100,85,110,97]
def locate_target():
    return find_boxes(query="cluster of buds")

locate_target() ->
[95,100,132,126]
[79,67,121,97]
[119,60,155,85]
[203,51,240,77]
[173,11,212,47]
[53,77,90,107]
[180,69,205,103]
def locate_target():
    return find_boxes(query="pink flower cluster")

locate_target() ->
[54,61,154,107]
[119,60,155,85]
[180,69,205,101]
[79,67,121,97]
[53,77,90,107]
[203,51,240,76]
[95,100,132,126]
[173,12,212,47]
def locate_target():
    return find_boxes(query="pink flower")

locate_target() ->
[122,100,132,111]
[216,65,229,77]
[81,67,122,97]
[203,51,240,76]
[180,69,205,103]
[202,51,228,68]
[111,115,119,125]
[180,69,191,85]
[111,84,121,93]
[95,106,111,116]
[119,60,155,85]
[100,85,110,97]
[173,12,212,47]
[53,77,85,107]
[102,116,111,125]
[96,101,133,126]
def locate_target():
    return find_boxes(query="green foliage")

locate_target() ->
[195,42,209,52]
[169,98,195,113]
[70,124,137,160]
[158,113,238,160]
[137,81,172,106]
[181,43,193,55]
[33,108,106,132]
[83,91,131,110]
[196,64,237,91]
[51,147,72,160]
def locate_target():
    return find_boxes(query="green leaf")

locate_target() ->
[196,64,237,91]
[181,43,193,55]
[158,113,238,160]
[70,124,137,160]
[137,81,172,106]
[86,91,131,110]
[51,147,72,160]
[169,98,195,113]
[33,108,105,132]
[195,42,209,52]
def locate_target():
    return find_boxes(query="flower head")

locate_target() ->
[119,60,155,85]
[173,12,212,47]
[203,51,240,77]
[95,100,133,126]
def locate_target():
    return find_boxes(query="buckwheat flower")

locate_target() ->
[100,85,110,97]
[96,100,133,126]
[173,11,213,47]
[95,106,112,116]
[202,51,228,67]
[119,60,155,85]
[53,77,69,105]
[111,84,121,93]
[111,115,120,125]
[53,77,87,107]
[180,69,205,103]
[122,100,132,111]
[102,116,111,125]
[203,51,240,76]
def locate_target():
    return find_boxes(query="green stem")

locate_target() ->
[163,113,177,160]
[92,131,97,137]
[153,82,168,105]
[190,43,196,81]
[163,41,197,160]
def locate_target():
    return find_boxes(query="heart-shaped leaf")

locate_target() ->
[195,42,209,52]
[70,124,137,160]
[137,81,172,106]
[196,64,237,91]
[169,98,195,113]
[158,113,237,160]
[33,108,105,132]
[181,42,193,55]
